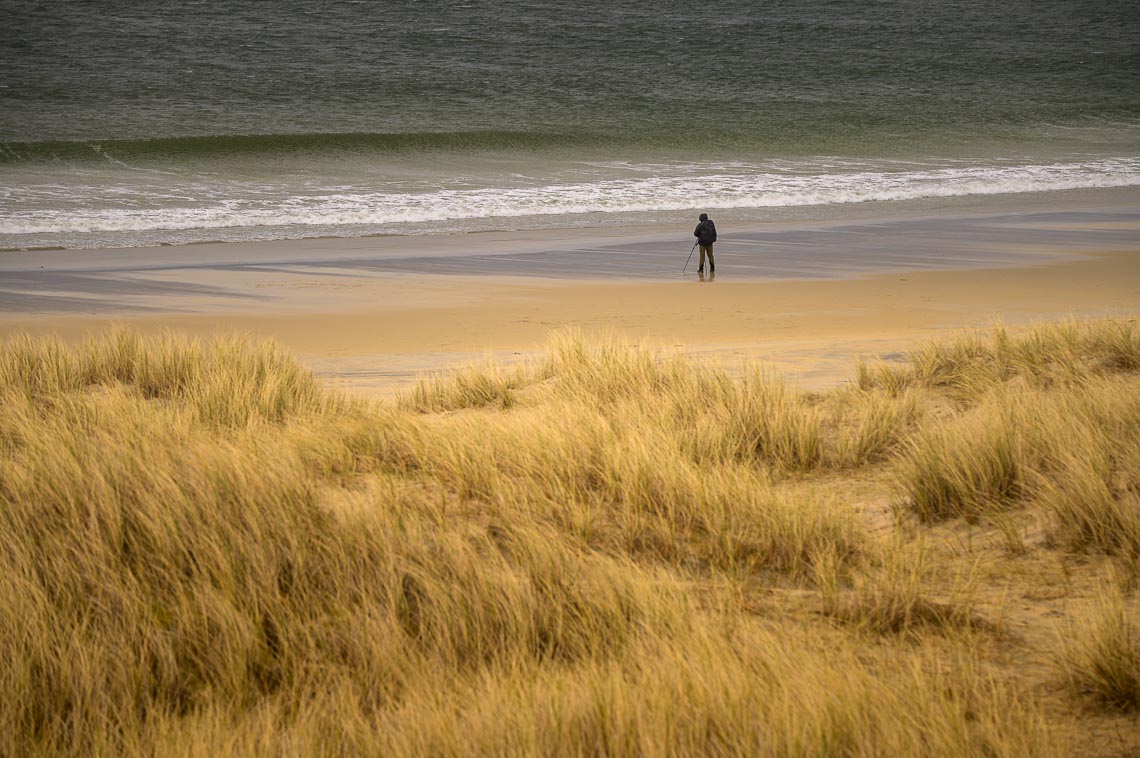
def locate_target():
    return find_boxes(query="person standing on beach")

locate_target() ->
[694,213,717,274]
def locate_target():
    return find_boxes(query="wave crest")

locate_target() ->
[0,130,616,165]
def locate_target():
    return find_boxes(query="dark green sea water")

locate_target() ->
[2,0,1138,249]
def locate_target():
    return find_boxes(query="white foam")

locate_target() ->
[2,158,1138,237]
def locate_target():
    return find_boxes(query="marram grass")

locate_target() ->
[1059,587,1140,711]
[2,319,1138,755]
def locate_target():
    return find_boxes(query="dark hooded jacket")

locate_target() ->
[694,217,717,246]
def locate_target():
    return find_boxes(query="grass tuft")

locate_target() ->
[859,318,1140,399]
[401,359,528,412]
[894,402,1024,523]
[0,327,342,427]
[1059,588,1140,711]
[820,539,983,637]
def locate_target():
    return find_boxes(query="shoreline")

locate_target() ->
[1,187,1137,395]
[4,172,1139,255]
[4,184,1139,261]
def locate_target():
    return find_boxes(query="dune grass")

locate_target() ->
[892,355,1139,555]
[2,319,1137,755]
[1059,587,1140,711]
[400,358,529,413]
[858,319,1140,398]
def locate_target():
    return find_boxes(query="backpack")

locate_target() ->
[701,220,717,244]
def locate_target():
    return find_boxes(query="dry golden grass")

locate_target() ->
[401,359,528,413]
[858,318,1140,399]
[1059,587,1140,711]
[2,319,1138,755]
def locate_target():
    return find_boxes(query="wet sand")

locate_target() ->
[2,189,1138,393]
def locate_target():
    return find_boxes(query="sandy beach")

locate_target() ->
[2,188,1138,393]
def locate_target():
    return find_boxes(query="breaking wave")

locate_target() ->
[3,158,1138,242]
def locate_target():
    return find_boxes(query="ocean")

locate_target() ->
[2,0,1138,251]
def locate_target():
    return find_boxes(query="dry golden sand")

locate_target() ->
[3,245,1137,393]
